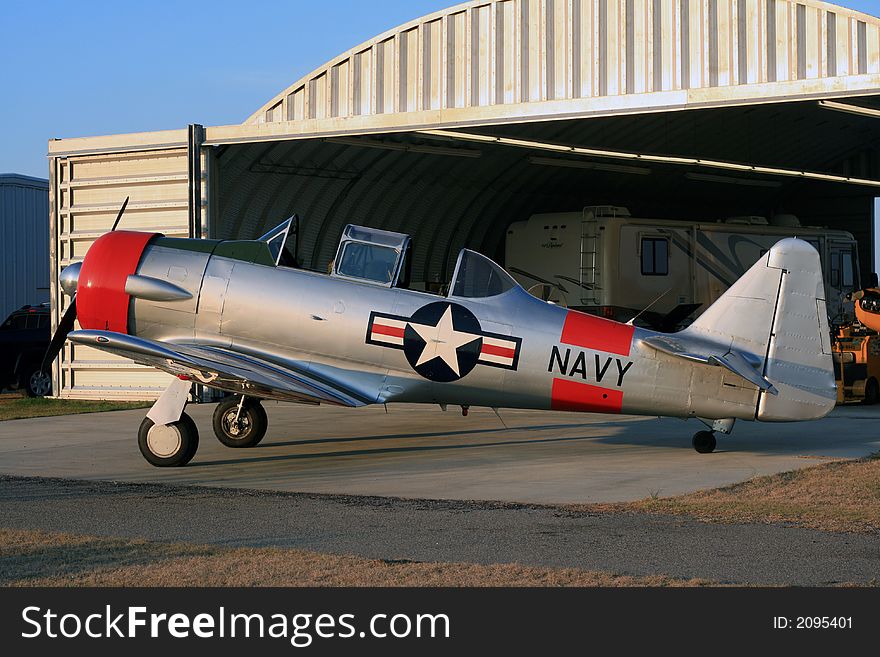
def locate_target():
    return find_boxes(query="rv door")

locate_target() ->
[827,240,859,324]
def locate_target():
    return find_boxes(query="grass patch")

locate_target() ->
[0,397,150,421]
[586,454,880,534]
[0,528,713,587]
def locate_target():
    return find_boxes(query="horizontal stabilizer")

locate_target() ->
[640,334,777,394]
[708,351,778,395]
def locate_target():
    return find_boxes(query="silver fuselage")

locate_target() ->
[129,243,760,422]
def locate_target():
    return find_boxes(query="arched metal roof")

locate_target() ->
[247,0,880,129]
[213,0,880,285]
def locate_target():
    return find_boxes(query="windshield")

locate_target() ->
[258,217,294,266]
[337,242,399,284]
[449,249,518,298]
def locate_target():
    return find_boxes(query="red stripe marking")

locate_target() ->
[76,231,159,334]
[560,310,634,356]
[551,378,623,414]
[480,343,516,359]
[372,323,405,339]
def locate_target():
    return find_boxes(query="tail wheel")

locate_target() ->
[212,397,268,448]
[692,431,717,454]
[138,413,199,467]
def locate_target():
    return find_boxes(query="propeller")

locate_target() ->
[41,197,130,375]
[110,196,129,232]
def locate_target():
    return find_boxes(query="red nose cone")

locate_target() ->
[76,231,159,333]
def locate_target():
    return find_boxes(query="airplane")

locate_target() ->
[44,201,837,467]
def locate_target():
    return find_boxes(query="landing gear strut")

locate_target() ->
[212,396,268,448]
[692,430,717,454]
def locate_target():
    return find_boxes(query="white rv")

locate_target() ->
[505,206,859,329]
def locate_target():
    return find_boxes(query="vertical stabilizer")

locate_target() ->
[685,238,836,421]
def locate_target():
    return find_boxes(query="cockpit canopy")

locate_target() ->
[332,225,412,287]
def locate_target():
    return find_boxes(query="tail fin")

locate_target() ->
[685,238,836,421]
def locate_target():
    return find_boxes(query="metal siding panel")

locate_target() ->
[776,0,790,81]
[424,20,443,109]
[331,60,350,118]
[868,23,880,74]
[400,28,419,112]
[835,12,849,75]
[858,20,868,74]
[574,0,596,97]
[52,149,188,399]
[523,0,542,101]
[552,0,569,100]
[496,1,517,103]
[689,0,704,88]
[471,4,492,106]
[0,177,49,320]
[448,12,468,108]
[288,87,305,121]
[354,51,372,116]
[604,0,621,95]
[805,5,820,79]
[826,11,837,76]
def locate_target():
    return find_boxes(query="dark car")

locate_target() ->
[0,303,52,396]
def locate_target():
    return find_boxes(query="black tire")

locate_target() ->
[864,378,879,405]
[212,397,268,448]
[138,413,199,467]
[692,430,717,454]
[21,367,52,397]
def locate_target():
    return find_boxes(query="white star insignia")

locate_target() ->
[409,305,481,376]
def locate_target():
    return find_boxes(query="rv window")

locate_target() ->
[841,250,854,288]
[641,237,669,276]
[830,254,840,287]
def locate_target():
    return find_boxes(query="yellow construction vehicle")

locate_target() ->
[833,289,880,404]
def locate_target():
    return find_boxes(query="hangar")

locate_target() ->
[48,0,880,399]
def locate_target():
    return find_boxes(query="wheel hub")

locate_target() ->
[147,424,182,457]
[223,410,250,438]
[29,371,52,396]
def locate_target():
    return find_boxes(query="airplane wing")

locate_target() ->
[68,330,372,407]
[640,334,778,395]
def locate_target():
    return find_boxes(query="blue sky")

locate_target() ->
[2,0,879,179]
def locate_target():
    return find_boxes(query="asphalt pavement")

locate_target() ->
[2,475,877,586]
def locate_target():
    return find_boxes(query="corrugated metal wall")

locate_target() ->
[0,175,49,321]
[50,149,191,399]
[249,0,880,125]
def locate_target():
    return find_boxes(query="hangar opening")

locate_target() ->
[211,99,880,284]
[48,0,880,398]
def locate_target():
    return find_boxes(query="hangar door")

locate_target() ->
[50,146,196,400]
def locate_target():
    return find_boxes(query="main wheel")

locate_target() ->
[212,397,268,448]
[692,430,717,454]
[138,413,199,467]
[22,367,52,397]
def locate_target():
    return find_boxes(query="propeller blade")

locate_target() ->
[41,296,78,374]
[110,196,130,232]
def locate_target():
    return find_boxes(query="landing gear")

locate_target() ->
[692,430,717,454]
[138,413,199,467]
[212,396,268,448]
